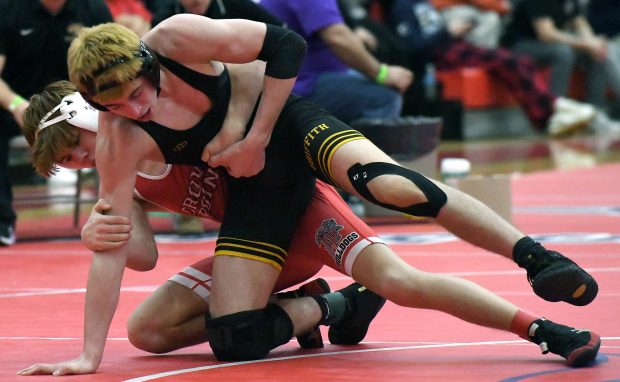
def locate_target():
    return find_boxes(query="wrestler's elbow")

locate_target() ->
[126,245,158,271]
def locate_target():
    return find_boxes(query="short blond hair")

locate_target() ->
[67,22,144,102]
[22,81,81,177]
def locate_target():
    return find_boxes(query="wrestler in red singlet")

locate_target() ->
[133,164,386,300]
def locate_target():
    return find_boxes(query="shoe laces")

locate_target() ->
[517,244,565,285]
[529,319,589,357]
[519,250,563,286]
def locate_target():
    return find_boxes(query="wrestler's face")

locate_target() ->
[180,0,211,15]
[56,128,97,170]
[99,77,158,121]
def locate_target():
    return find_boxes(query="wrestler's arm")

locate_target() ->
[146,15,306,176]
[78,117,154,371]
[82,198,158,271]
[18,117,151,376]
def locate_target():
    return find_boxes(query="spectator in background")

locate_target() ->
[0,0,112,246]
[151,0,282,28]
[338,0,411,67]
[431,0,511,49]
[342,0,464,136]
[384,0,597,136]
[259,0,413,125]
[587,0,620,40]
[105,0,152,37]
[501,0,620,115]
[587,0,620,118]
[142,0,159,15]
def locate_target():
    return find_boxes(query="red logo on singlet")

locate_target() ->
[316,218,359,266]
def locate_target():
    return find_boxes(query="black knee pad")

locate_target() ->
[205,304,293,361]
[347,162,447,217]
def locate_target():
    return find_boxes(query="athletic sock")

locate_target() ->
[510,309,541,340]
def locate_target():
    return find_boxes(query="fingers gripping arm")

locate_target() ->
[82,199,158,271]
[82,199,131,252]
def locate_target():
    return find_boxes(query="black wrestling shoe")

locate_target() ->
[528,318,601,367]
[288,278,331,349]
[513,237,598,306]
[328,283,386,345]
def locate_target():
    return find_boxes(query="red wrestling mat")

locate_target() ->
[1,164,619,381]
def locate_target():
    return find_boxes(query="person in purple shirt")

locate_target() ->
[259,0,413,124]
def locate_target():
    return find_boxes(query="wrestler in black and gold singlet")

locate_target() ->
[136,52,367,270]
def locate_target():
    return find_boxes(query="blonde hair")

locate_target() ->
[22,81,81,177]
[67,22,144,102]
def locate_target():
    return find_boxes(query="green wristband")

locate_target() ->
[9,95,25,112]
[375,64,389,84]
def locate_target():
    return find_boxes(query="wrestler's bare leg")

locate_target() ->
[350,243,518,330]
[338,243,600,367]
[330,140,522,259]
[328,140,598,307]
[208,256,278,312]
[128,282,325,353]
[128,254,326,353]
[128,282,208,353]
[210,256,321,335]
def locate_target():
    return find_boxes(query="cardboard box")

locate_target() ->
[363,162,513,222]
[456,174,512,223]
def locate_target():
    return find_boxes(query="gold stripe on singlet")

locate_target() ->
[215,237,287,270]
[316,130,366,186]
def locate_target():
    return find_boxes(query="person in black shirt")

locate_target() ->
[501,0,620,112]
[0,0,112,245]
[588,0,620,120]
[384,0,597,136]
[151,0,283,27]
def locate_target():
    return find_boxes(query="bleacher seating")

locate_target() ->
[437,67,587,110]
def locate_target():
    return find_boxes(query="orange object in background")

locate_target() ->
[437,67,588,109]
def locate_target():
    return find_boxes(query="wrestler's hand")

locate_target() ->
[17,354,98,376]
[208,137,266,178]
[202,120,246,164]
[82,199,132,251]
